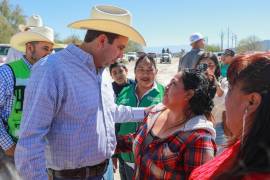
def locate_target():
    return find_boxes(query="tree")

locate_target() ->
[166,48,170,53]
[62,34,82,44]
[205,44,221,52]
[124,41,143,53]
[54,32,64,43]
[236,36,263,53]
[0,0,25,43]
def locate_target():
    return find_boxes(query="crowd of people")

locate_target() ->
[0,4,270,180]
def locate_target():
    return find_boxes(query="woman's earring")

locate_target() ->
[241,108,248,144]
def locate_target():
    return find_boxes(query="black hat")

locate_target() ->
[223,49,235,57]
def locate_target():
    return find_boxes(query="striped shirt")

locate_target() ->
[15,44,145,180]
[0,58,32,150]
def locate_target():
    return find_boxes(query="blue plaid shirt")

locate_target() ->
[0,58,32,150]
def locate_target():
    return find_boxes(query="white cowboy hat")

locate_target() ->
[10,26,55,52]
[68,5,146,46]
[18,15,43,32]
[190,32,204,45]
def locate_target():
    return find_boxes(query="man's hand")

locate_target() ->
[144,105,155,117]
[5,144,16,157]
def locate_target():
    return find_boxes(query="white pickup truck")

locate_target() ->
[126,52,137,62]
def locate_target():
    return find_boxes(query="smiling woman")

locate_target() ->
[115,54,165,179]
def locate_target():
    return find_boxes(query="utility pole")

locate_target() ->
[231,33,234,48]
[234,34,237,48]
[227,26,230,48]
[220,30,224,51]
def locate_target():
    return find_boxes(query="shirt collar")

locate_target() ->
[65,44,98,72]
[135,81,160,95]
[22,56,33,69]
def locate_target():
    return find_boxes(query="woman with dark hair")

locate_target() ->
[116,70,216,179]
[196,52,228,153]
[190,52,270,180]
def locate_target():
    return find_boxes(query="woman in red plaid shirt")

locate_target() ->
[116,69,217,179]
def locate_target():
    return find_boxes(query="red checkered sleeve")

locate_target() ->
[115,133,136,154]
[183,130,217,177]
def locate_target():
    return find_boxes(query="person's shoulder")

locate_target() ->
[118,84,134,96]
[0,64,13,76]
[127,78,135,85]
[33,52,65,71]
[156,82,165,89]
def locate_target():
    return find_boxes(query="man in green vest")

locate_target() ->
[0,26,54,178]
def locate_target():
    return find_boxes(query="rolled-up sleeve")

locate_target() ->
[114,105,145,123]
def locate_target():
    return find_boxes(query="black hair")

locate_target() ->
[181,69,214,119]
[134,53,157,71]
[109,62,127,74]
[84,30,119,44]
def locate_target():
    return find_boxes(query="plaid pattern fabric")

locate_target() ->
[117,111,217,180]
[0,58,31,150]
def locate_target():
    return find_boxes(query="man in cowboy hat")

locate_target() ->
[178,32,205,71]
[0,26,54,179]
[15,4,146,180]
[6,15,43,63]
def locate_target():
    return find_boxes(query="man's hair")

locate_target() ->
[26,41,39,46]
[84,30,119,44]
[109,62,127,74]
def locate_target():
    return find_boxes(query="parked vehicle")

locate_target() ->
[126,52,137,62]
[213,51,224,61]
[0,44,11,65]
[160,53,172,64]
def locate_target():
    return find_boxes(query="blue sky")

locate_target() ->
[10,0,270,48]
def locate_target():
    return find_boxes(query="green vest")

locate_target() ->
[116,83,165,162]
[7,59,30,141]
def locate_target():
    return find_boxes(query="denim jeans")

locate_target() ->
[103,159,114,180]
[118,158,134,180]
[215,122,227,154]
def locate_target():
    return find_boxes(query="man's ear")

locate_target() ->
[25,43,34,52]
[97,34,107,48]
[246,92,261,114]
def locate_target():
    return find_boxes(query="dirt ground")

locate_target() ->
[113,57,179,179]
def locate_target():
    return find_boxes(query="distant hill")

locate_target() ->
[144,44,190,54]
[261,40,270,51]
[143,40,270,54]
